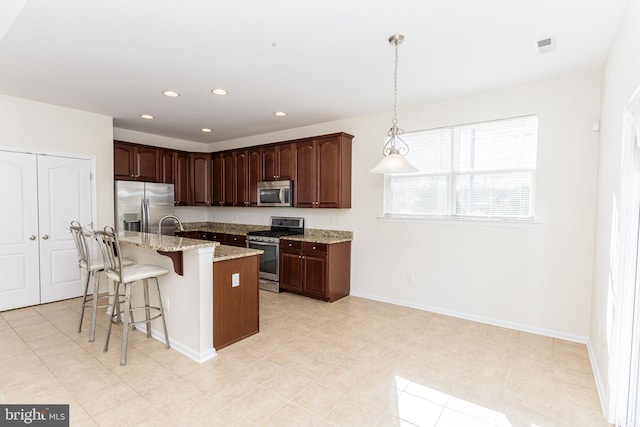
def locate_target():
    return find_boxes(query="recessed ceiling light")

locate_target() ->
[201,128,213,133]
[211,88,228,96]
[274,111,287,117]
[141,114,154,119]
[162,90,180,97]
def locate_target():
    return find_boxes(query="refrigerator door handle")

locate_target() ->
[141,198,148,233]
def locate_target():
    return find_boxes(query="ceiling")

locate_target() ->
[0,0,629,146]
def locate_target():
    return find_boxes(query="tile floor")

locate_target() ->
[0,291,610,426]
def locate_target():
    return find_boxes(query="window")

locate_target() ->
[384,115,538,220]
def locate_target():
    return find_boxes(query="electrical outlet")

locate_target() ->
[406,274,413,284]
[329,216,336,225]
[165,298,170,311]
[232,273,240,287]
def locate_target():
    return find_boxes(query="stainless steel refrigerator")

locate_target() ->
[114,181,176,235]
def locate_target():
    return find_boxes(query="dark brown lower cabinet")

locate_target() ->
[280,240,351,302]
[213,255,259,350]
[175,231,245,247]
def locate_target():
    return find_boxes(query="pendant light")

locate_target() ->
[370,34,418,174]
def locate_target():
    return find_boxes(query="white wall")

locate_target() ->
[589,0,640,417]
[0,94,114,227]
[204,69,602,341]
[113,128,207,153]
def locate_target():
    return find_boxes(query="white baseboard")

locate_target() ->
[132,325,217,363]
[587,339,611,421]
[349,290,588,343]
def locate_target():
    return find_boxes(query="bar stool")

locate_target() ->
[70,221,128,342]
[94,226,170,366]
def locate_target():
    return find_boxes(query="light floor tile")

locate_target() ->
[0,292,611,427]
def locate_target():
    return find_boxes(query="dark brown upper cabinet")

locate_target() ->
[114,141,160,182]
[173,151,190,206]
[262,142,295,181]
[190,153,212,206]
[234,147,262,207]
[294,133,352,208]
[159,149,174,184]
[113,132,353,209]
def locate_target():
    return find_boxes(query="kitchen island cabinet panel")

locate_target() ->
[213,255,259,350]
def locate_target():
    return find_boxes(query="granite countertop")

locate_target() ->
[117,231,219,252]
[182,222,269,236]
[280,229,353,244]
[213,245,263,263]
[181,222,353,244]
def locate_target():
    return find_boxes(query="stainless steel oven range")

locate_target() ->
[246,216,304,293]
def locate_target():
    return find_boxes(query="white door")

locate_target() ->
[0,151,40,311]
[38,155,92,303]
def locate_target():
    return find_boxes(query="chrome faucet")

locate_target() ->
[158,215,184,237]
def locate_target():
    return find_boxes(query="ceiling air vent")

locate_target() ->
[535,36,556,54]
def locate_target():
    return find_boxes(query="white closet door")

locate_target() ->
[0,151,40,311]
[38,155,92,303]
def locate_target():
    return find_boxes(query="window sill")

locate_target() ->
[377,215,543,228]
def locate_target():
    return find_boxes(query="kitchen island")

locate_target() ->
[118,231,260,362]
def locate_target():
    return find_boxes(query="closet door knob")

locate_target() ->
[42,234,49,240]
[28,235,36,240]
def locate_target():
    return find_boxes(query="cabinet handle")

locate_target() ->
[312,246,316,250]
[28,235,36,240]
[42,234,49,240]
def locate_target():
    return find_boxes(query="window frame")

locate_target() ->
[382,115,538,222]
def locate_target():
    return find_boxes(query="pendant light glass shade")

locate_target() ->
[370,126,418,173]
[371,34,417,174]
[370,152,418,174]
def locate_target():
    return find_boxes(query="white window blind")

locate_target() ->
[384,115,538,220]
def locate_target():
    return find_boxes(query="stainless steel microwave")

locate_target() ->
[257,180,293,207]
